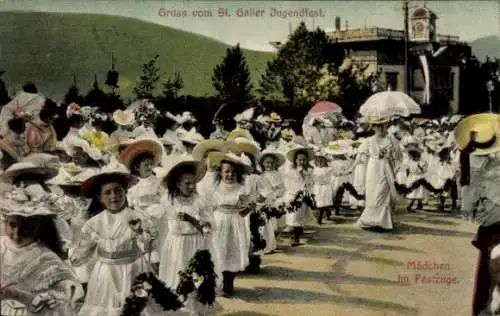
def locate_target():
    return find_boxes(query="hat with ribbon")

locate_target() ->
[285,144,315,162]
[266,112,282,123]
[324,141,352,156]
[208,151,253,174]
[119,137,163,171]
[454,113,500,156]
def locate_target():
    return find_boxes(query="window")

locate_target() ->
[385,72,398,90]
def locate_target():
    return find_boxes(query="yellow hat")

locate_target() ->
[266,112,282,123]
[454,113,500,156]
[364,116,390,125]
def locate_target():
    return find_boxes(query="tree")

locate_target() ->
[62,83,84,107]
[133,54,161,100]
[84,75,107,109]
[212,44,254,119]
[162,72,184,100]
[257,22,345,109]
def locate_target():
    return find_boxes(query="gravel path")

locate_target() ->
[217,209,477,316]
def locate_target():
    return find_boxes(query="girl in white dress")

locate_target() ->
[405,148,428,212]
[0,187,84,316]
[347,118,400,231]
[206,152,254,297]
[282,145,314,246]
[312,149,334,224]
[434,146,457,212]
[256,149,286,253]
[192,139,228,197]
[69,162,158,316]
[350,139,367,209]
[158,157,216,315]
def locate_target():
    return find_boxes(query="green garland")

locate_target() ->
[176,250,217,305]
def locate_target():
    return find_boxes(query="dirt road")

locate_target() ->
[218,209,478,316]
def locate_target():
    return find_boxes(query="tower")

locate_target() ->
[410,7,437,42]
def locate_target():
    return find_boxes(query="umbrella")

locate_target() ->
[309,101,342,115]
[359,91,421,119]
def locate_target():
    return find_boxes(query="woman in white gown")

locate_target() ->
[347,117,400,231]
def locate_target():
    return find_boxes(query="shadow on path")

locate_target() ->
[235,286,418,315]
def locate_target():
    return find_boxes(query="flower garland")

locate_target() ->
[281,190,317,213]
[120,272,183,316]
[249,210,267,252]
[176,250,217,306]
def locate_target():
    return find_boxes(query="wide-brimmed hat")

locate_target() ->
[119,139,163,170]
[178,128,205,145]
[324,142,351,156]
[208,151,253,174]
[363,116,391,125]
[192,139,227,161]
[0,187,58,217]
[0,139,19,161]
[266,112,282,123]
[47,168,80,186]
[454,113,500,156]
[258,149,286,168]
[113,109,135,126]
[81,159,138,197]
[285,145,315,162]
[228,137,260,158]
[0,162,57,184]
[226,128,254,141]
[159,157,206,188]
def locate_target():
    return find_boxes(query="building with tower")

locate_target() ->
[270,6,472,114]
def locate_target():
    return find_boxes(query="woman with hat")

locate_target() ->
[25,107,58,153]
[69,161,159,316]
[256,148,286,253]
[345,116,400,232]
[282,143,315,246]
[451,113,500,316]
[157,156,216,314]
[0,187,84,316]
[206,151,254,297]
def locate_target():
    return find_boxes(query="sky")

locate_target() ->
[1,0,499,51]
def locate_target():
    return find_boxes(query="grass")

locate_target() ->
[0,11,273,100]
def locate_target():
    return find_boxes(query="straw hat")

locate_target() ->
[119,139,163,170]
[266,112,282,123]
[160,157,206,188]
[0,162,57,184]
[454,113,500,156]
[228,137,260,158]
[324,142,351,156]
[113,109,135,126]
[208,151,253,174]
[81,159,138,197]
[0,187,58,217]
[192,139,227,161]
[178,129,205,145]
[258,148,286,168]
[47,168,80,186]
[226,128,254,141]
[364,116,390,125]
[285,145,315,162]
[0,139,19,161]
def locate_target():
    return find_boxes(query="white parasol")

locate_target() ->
[359,90,421,119]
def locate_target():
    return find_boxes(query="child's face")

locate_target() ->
[295,153,309,168]
[135,157,154,178]
[4,215,37,246]
[261,156,276,172]
[99,182,126,212]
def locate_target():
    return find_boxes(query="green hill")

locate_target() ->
[470,35,500,61]
[0,11,273,100]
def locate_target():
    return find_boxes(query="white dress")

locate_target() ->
[283,166,314,227]
[350,152,367,207]
[356,135,398,230]
[256,171,285,252]
[209,182,251,273]
[405,159,428,199]
[158,195,215,289]
[1,236,84,316]
[313,167,335,208]
[72,207,157,316]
